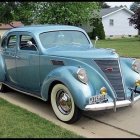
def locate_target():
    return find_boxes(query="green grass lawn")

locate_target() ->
[0,97,82,138]
[92,37,140,58]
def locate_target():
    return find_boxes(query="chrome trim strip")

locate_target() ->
[118,58,126,99]
[113,98,116,112]
[93,58,118,60]
[1,82,46,101]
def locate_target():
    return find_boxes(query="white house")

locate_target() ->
[81,7,138,38]
[100,7,138,38]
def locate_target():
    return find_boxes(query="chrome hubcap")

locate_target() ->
[56,89,72,115]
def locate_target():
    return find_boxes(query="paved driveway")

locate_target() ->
[0,91,140,138]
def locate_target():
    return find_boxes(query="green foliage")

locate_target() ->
[90,18,105,40]
[0,2,16,24]
[35,2,99,25]
[0,2,35,25]
[130,2,140,12]
[129,7,140,33]
[13,2,36,25]
[0,2,100,26]
[87,32,93,39]
[98,2,110,9]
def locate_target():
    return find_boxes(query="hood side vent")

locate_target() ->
[51,60,64,66]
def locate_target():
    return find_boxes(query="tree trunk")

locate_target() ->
[9,23,15,28]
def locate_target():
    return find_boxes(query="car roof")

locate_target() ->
[5,24,85,35]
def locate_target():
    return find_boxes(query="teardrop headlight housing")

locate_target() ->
[77,68,88,84]
[132,59,140,73]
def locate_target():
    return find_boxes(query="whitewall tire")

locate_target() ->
[51,84,81,123]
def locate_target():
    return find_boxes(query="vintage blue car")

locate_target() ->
[0,25,140,123]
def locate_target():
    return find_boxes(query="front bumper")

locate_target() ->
[84,88,140,111]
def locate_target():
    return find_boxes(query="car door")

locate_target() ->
[2,32,18,85]
[16,32,40,94]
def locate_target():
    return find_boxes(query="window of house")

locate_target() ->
[7,35,17,48]
[109,19,114,26]
[129,22,132,26]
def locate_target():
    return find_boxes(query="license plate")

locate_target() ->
[89,94,107,104]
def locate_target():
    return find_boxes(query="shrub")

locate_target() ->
[87,32,93,39]
[134,35,139,38]
[90,18,105,40]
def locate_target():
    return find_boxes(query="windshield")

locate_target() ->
[39,30,90,49]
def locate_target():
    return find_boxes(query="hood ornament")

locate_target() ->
[105,67,113,72]
[106,48,116,54]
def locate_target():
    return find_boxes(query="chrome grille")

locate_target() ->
[94,60,125,100]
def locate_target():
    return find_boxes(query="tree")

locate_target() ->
[0,2,36,25]
[0,2,16,25]
[90,18,105,40]
[34,2,99,26]
[13,2,36,25]
[98,2,110,8]
[0,2,100,26]
[129,7,140,35]
[130,2,140,12]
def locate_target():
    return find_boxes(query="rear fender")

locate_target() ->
[0,54,5,82]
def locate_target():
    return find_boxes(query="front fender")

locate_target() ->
[0,53,5,82]
[120,57,140,98]
[41,66,96,109]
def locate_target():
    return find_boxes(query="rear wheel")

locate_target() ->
[51,84,81,124]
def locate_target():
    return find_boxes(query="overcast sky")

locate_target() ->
[106,2,133,8]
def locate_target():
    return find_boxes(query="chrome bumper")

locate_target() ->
[84,93,140,111]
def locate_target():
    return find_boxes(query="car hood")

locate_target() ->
[44,45,119,59]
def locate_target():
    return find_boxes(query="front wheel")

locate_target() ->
[51,84,81,124]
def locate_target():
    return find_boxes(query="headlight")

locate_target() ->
[132,59,140,73]
[77,68,88,84]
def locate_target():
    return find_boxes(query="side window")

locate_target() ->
[19,35,37,51]
[7,35,17,48]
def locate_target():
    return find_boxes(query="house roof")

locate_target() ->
[100,7,134,18]
[0,21,24,29]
